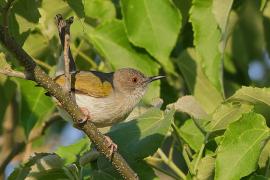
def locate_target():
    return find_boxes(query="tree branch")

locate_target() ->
[55,15,73,93]
[0,17,138,180]
[0,69,26,79]
[2,0,15,32]
[0,142,25,175]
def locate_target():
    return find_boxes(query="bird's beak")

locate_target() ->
[145,75,166,83]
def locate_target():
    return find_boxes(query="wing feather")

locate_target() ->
[55,71,113,98]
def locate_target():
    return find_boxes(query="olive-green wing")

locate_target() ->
[55,72,113,98]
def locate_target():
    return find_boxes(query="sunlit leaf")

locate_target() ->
[206,103,253,131]
[228,86,270,106]
[176,119,204,152]
[215,112,269,180]
[86,20,160,102]
[258,139,270,168]
[212,0,234,35]
[121,0,181,73]
[66,0,85,18]
[56,138,90,165]
[84,0,116,23]
[16,79,55,137]
[196,156,215,180]
[176,48,223,114]
[190,0,223,92]
[168,95,210,120]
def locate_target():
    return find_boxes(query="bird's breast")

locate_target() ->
[74,93,140,127]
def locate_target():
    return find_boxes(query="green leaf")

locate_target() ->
[66,0,85,18]
[196,156,215,180]
[258,139,270,168]
[23,32,50,58]
[121,0,182,73]
[176,119,204,152]
[16,79,55,137]
[168,95,210,120]
[56,138,90,164]
[84,0,116,23]
[0,53,11,70]
[13,0,41,23]
[206,103,253,131]
[86,20,160,102]
[215,112,270,180]
[96,108,174,179]
[190,0,223,92]
[176,48,223,114]
[109,108,174,159]
[9,153,76,180]
[0,77,17,132]
[173,0,192,26]
[249,175,269,180]
[90,170,115,180]
[228,87,270,107]
[212,0,234,35]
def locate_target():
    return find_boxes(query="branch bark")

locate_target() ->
[0,69,26,79]
[0,16,138,180]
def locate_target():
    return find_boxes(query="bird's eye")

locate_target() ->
[132,77,138,83]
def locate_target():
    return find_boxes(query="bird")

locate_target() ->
[54,68,164,153]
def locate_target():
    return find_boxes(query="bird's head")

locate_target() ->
[113,68,165,98]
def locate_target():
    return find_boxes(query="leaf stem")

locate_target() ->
[193,143,205,175]
[182,144,193,174]
[145,156,179,179]
[70,44,97,68]
[157,148,186,180]
[34,59,52,71]
[265,158,270,177]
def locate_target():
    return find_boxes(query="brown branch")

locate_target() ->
[0,17,138,180]
[0,99,17,178]
[0,142,25,174]
[0,69,26,79]
[55,15,72,93]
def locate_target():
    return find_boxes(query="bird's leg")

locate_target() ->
[72,107,90,129]
[79,107,90,123]
[105,136,118,157]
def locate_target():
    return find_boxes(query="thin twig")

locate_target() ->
[0,142,25,174]
[55,15,75,100]
[28,112,62,142]
[145,156,179,179]
[2,0,15,32]
[0,99,17,178]
[0,14,137,179]
[193,144,205,175]
[182,145,193,175]
[34,58,52,71]
[0,69,26,79]
[157,148,186,180]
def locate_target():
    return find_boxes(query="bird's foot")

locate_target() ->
[79,107,90,124]
[74,107,90,128]
[105,136,118,158]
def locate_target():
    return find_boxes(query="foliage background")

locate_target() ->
[0,0,270,179]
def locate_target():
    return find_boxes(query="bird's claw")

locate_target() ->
[79,107,90,124]
[73,107,90,128]
[105,136,118,158]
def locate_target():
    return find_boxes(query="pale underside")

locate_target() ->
[58,92,142,127]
